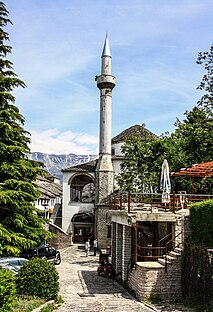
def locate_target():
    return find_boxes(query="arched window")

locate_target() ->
[69,174,95,203]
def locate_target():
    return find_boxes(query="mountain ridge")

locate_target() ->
[30,152,97,181]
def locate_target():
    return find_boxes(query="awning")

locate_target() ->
[171,162,213,177]
[171,161,213,193]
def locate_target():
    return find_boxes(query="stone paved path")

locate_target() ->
[56,245,195,312]
[56,245,153,312]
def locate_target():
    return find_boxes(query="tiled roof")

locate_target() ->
[61,159,98,173]
[36,173,62,198]
[112,124,158,144]
[171,161,213,177]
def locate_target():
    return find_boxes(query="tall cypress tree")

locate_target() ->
[0,2,51,256]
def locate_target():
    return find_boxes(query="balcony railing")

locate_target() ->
[109,191,213,213]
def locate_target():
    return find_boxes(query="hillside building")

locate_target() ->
[35,173,62,221]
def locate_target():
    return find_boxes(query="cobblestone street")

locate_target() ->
[55,245,195,312]
[56,245,152,311]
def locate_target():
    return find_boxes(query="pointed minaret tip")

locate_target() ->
[102,33,111,57]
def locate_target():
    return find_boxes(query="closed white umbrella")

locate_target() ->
[160,159,171,204]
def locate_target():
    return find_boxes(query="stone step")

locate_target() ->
[169,251,181,258]
[158,258,171,266]
[174,247,182,254]
[164,254,176,261]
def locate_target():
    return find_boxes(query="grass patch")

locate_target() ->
[11,294,63,312]
[40,296,64,312]
[40,303,58,312]
[12,296,45,312]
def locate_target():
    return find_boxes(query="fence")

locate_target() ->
[109,191,213,213]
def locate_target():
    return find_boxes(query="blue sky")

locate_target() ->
[4,0,213,154]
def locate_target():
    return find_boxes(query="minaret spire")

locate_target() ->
[95,34,116,204]
[101,33,112,75]
[102,33,111,58]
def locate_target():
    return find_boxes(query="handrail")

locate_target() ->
[109,192,212,212]
[165,231,182,253]
[136,245,166,260]
[164,231,182,272]
[158,231,173,257]
[159,232,172,245]
[135,230,182,264]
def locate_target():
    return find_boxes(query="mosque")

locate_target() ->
[55,35,191,301]
[61,35,156,245]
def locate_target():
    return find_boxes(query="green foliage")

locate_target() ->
[174,107,213,165]
[116,125,162,192]
[0,267,16,312]
[11,296,45,312]
[16,258,59,300]
[189,200,213,247]
[0,2,52,256]
[196,44,213,114]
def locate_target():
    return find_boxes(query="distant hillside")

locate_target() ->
[30,152,97,181]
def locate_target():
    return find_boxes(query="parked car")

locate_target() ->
[0,257,28,275]
[20,245,61,265]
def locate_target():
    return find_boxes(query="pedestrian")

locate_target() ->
[85,239,90,257]
[93,239,98,256]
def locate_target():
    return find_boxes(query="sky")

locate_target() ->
[4,0,213,155]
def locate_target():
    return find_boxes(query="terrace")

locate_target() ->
[109,191,213,213]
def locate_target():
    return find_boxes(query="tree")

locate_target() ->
[116,125,162,192]
[196,44,213,116]
[116,45,213,194]
[0,2,51,256]
[174,106,212,165]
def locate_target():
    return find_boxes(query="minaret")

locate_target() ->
[95,34,116,204]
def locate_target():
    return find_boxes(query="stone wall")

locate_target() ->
[182,246,213,306]
[122,225,131,283]
[115,223,123,281]
[128,254,182,301]
[48,223,70,250]
[95,206,111,249]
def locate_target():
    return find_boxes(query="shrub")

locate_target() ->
[189,199,213,247]
[0,267,16,312]
[16,258,59,300]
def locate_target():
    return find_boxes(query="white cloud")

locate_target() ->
[29,129,98,155]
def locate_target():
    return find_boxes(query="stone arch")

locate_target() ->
[68,173,95,203]
[71,212,94,243]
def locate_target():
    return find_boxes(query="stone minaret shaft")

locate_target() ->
[95,34,116,204]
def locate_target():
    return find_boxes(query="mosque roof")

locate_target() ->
[61,159,98,173]
[112,124,158,144]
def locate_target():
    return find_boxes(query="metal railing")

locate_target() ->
[109,191,213,213]
[135,230,183,272]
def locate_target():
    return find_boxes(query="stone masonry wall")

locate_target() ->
[95,206,111,249]
[95,171,113,204]
[122,225,131,283]
[48,224,70,250]
[115,223,123,281]
[175,215,190,248]
[111,222,116,267]
[128,254,182,301]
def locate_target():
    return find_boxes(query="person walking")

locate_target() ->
[85,239,90,257]
[93,239,98,256]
